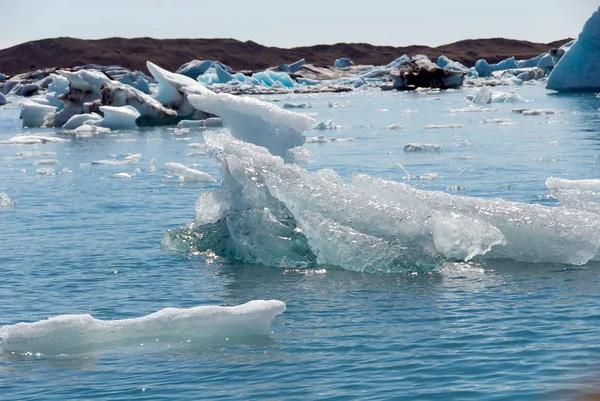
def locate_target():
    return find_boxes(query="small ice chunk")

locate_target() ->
[37,167,56,175]
[62,113,102,130]
[314,120,342,130]
[404,143,443,153]
[0,193,17,209]
[0,300,286,355]
[34,159,59,166]
[165,162,216,183]
[385,124,404,130]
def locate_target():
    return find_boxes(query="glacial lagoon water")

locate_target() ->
[2,84,600,399]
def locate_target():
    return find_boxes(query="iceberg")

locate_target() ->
[273,59,306,73]
[187,92,314,157]
[0,92,6,106]
[547,7,600,91]
[165,132,600,270]
[475,57,520,78]
[390,56,465,90]
[91,105,140,130]
[163,132,506,271]
[437,56,471,74]
[334,58,354,68]
[353,175,600,265]
[20,100,57,128]
[94,81,179,126]
[0,300,285,355]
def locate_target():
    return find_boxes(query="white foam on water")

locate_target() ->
[34,159,59,166]
[0,300,286,355]
[404,143,443,153]
[92,154,142,165]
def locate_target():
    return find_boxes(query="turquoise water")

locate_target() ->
[2,85,600,399]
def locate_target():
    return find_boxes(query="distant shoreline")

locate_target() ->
[0,36,572,76]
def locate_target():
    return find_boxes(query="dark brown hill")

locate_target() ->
[0,37,573,76]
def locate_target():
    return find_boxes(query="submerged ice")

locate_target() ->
[0,300,285,355]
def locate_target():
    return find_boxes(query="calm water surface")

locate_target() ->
[1,84,600,400]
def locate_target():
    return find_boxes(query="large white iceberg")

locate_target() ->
[0,300,285,355]
[547,7,600,91]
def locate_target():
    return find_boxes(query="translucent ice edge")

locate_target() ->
[0,300,286,356]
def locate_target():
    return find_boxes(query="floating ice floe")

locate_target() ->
[475,57,520,78]
[403,143,443,153]
[547,6,600,91]
[165,162,216,183]
[513,108,565,116]
[0,300,285,355]
[0,193,17,209]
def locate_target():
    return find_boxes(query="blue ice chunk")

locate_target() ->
[518,53,545,68]
[536,54,555,70]
[386,55,411,69]
[547,7,600,91]
[274,59,306,73]
[475,57,520,77]
[252,71,295,88]
[215,64,234,83]
[334,58,354,68]
[287,59,306,73]
[234,72,247,82]
[0,73,6,83]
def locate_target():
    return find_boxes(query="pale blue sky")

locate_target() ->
[0,0,597,50]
